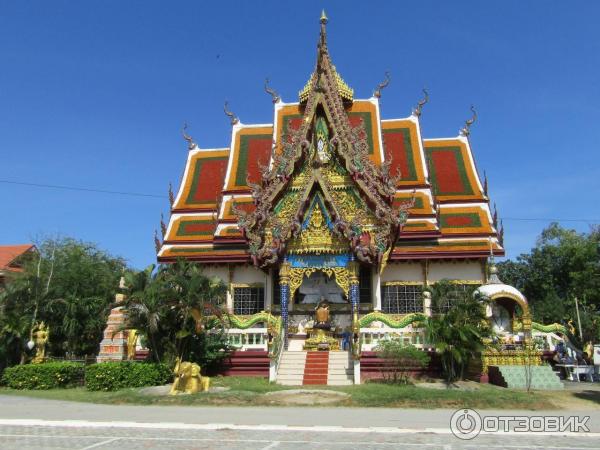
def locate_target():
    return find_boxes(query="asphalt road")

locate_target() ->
[0,395,599,450]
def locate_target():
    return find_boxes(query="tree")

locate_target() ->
[123,259,229,371]
[498,223,600,346]
[425,281,491,382]
[0,237,125,368]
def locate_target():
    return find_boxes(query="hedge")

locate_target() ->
[1,362,84,389]
[85,362,172,391]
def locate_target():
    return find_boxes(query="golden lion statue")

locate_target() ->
[169,357,210,395]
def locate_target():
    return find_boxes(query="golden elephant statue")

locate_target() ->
[169,358,210,395]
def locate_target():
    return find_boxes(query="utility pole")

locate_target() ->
[574,296,584,342]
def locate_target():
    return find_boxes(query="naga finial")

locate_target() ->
[493,202,498,228]
[264,78,281,103]
[154,230,161,253]
[373,71,391,99]
[224,101,239,125]
[160,213,167,237]
[483,170,488,197]
[499,219,504,246]
[412,88,429,117]
[460,105,477,137]
[168,182,175,207]
[181,122,196,150]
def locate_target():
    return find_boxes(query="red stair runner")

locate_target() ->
[302,351,329,385]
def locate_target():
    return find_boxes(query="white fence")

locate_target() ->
[226,327,268,351]
[360,328,426,351]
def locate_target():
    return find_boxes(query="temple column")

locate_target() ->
[279,261,291,350]
[423,291,432,317]
[371,269,381,311]
[348,258,360,315]
[226,266,234,314]
[264,268,273,311]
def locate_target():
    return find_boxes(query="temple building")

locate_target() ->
[155,13,560,386]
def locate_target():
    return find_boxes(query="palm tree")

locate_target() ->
[122,260,228,367]
[122,265,165,362]
[425,280,491,382]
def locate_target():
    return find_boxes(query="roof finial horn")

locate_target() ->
[483,170,489,197]
[168,182,175,207]
[412,88,429,117]
[181,122,196,150]
[373,71,391,99]
[264,78,281,103]
[460,105,477,137]
[223,101,239,126]
[160,213,167,237]
[154,230,161,253]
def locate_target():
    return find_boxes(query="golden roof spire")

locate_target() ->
[320,9,328,23]
[299,11,354,102]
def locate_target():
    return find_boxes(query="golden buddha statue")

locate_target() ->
[314,297,331,330]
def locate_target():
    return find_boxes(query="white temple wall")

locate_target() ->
[428,260,484,283]
[381,262,423,283]
[201,265,229,281]
[231,265,266,284]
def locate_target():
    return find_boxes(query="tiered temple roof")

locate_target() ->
[158,14,503,264]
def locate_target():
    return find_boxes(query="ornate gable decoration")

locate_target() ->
[235,13,413,269]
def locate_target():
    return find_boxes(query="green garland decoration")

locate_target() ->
[513,321,567,334]
[532,322,567,334]
[358,311,427,329]
[226,311,279,329]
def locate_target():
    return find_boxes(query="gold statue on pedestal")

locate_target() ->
[31,322,49,364]
[314,298,331,330]
[169,357,210,395]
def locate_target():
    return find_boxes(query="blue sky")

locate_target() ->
[1,1,599,269]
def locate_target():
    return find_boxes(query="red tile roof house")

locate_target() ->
[0,244,37,287]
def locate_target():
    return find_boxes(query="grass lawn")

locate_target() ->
[0,376,578,409]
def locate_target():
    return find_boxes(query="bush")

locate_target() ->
[85,361,172,391]
[375,339,430,384]
[1,362,84,389]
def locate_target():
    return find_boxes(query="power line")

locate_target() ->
[2,178,599,223]
[0,179,167,199]
[503,217,599,223]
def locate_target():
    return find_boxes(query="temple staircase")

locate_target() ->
[276,350,354,386]
[488,365,564,390]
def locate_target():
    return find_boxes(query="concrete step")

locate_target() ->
[326,379,353,386]
[278,380,304,386]
[327,373,354,380]
[276,375,305,382]
[277,369,306,376]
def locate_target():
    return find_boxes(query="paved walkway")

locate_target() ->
[0,395,599,449]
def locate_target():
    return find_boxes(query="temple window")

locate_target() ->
[432,282,481,314]
[381,284,423,314]
[232,285,265,315]
[359,265,372,304]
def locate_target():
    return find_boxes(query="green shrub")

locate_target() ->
[85,362,172,391]
[375,339,430,384]
[1,362,84,389]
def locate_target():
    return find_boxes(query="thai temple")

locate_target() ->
[150,13,568,387]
